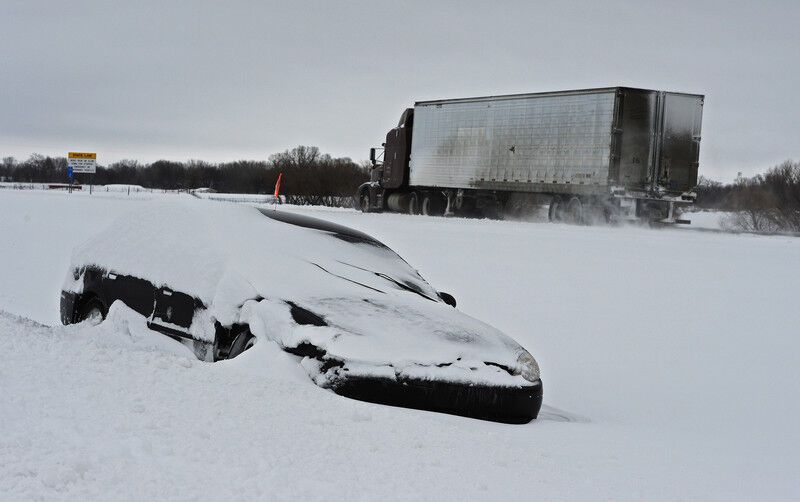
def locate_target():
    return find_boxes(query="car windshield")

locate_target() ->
[258,208,441,302]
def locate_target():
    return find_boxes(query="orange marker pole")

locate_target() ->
[273,172,283,201]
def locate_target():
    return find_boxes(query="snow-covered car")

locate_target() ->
[60,201,543,423]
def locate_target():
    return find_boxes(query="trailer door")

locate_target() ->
[657,93,703,193]
[616,89,657,191]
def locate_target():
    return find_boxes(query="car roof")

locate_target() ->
[257,208,383,246]
[66,201,433,309]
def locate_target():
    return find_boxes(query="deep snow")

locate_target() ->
[1,190,798,500]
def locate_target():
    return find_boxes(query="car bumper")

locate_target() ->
[332,376,543,424]
[60,291,79,325]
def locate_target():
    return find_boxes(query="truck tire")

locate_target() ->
[601,201,616,224]
[421,193,445,216]
[567,197,584,225]
[408,192,420,215]
[548,196,564,222]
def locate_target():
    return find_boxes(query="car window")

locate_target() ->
[258,208,441,301]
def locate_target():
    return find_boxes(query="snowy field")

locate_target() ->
[1,190,798,500]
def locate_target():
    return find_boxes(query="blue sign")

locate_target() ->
[68,166,73,179]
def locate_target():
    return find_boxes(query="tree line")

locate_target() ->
[2,149,797,231]
[694,160,800,232]
[0,146,370,205]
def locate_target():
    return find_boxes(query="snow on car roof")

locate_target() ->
[66,200,439,313]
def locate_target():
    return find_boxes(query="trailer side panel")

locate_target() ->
[408,90,617,194]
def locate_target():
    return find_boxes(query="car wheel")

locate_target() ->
[228,329,256,359]
[77,296,107,325]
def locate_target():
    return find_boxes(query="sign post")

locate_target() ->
[68,152,97,194]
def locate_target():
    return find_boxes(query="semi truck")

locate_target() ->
[357,87,704,223]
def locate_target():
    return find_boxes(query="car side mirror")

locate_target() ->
[438,292,457,308]
[369,147,376,165]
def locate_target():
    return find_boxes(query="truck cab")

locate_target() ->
[359,109,414,212]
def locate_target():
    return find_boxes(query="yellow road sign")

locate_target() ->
[68,152,96,159]
[68,151,97,173]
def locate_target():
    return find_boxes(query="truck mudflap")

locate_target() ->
[655,199,694,225]
[331,375,543,424]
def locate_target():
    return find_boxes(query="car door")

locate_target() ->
[148,286,197,337]
[98,271,158,319]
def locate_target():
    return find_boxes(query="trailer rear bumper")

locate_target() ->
[612,190,695,224]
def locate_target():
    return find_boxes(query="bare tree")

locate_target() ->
[718,160,800,233]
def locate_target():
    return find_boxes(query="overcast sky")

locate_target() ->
[1,0,798,180]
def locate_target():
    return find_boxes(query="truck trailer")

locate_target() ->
[357,87,704,223]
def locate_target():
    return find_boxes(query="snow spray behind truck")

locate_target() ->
[357,87,704,223]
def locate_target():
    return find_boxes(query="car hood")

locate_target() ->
[239,292,535,388]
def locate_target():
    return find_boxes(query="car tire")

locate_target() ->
[228,329,256,359]
[77,296,107,325]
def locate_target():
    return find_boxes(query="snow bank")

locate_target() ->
[1,192,798,500]
[101,184,147,192]
[193,192,283,204]
[679,209,728,230]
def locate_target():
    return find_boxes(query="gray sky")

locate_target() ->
[1,0,798,181]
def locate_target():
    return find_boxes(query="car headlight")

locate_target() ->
[516,350,540,383]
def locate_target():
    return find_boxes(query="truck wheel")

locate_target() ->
[548,196,563,222]
[421,194,445,216]
[408,192,419,215]
[602,203,616,224]
[567,197,584,224]
[360,194,370,213]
